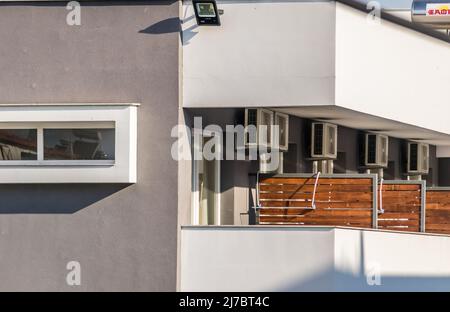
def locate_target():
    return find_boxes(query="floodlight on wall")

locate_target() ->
[193,0,221,26]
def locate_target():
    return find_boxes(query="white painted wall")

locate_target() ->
[181,226,450,291]
[182,0,336,107]
[182,1,450,142]
[335,2,450,136]
[180,226,335,291]
[334,228,450,291]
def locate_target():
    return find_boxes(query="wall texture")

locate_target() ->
[439,158,450,186]
[182,0,336,108]
[0,1,179,291]
[335,2,450,137]
[181,226,450,291]
[180,226,336,291]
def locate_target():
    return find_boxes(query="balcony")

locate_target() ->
[180,173,450,291]
[256,173,450,235]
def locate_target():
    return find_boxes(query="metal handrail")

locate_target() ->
[378,178,385,214]
[311,172,320,210]
[256,172,321,211]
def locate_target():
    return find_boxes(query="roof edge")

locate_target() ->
[337,0,450,44]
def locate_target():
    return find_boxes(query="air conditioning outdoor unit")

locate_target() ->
[407,142,429,175]
[274,112,289,151]
[364,133,389,168]
[244,108,273,149]
[311,122,337,159]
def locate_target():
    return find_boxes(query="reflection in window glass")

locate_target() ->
[0,129,37,160]
[44,129,115,160]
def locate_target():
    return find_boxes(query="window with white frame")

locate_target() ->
[0,104,137,183]
[0,122,115,165]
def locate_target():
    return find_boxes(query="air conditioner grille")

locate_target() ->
[367,135,377,164]
[313,123,323,155]
[410,143,418,171]
[247,109,257,127]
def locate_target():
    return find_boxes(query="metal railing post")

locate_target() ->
[420,181,427,232]
[372,175,378,229]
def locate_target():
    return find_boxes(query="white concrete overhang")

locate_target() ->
[334,1,450,142]
[274,105,450,147]
[182,0,450,149]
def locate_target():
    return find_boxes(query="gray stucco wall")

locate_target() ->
[439,158,450,186]
[0,1,179,291]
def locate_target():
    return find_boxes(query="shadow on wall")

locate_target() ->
[275,268,450,292]
[139,17,181,34]
[0,184,131,214]
[139,16,198,45]
[275,231,450,291]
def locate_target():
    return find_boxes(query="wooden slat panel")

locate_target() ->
[426,190,450,234]
[378,212,420,220]
[378,183,422,231]
[378,226,420,232]
[425,209,450,217]
[259,184,373,193]
[259,215,371,222]
[259,208,373,217]
[382,184,421,191]
[259,216,372,228]
[377,219,419,227]
[260,178,372,185]
[260,192,373,202]
[379,204,420,212]
[258,176,374,228]
[260,201,374,209]
[427,203,450,209]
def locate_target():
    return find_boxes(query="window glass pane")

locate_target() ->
[0,129,37,160]
[44,129,115,160]
[196,3,216,17]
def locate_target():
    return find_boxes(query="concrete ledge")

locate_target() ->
[181,226,450,291]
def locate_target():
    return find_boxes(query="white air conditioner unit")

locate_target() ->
[244,108,273,148]
[365,133,389,168]
[407,142,429,175]
[311,122,337,159]
[274,112,289,152]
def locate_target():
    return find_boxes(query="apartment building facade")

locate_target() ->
[0,0,450,291]
[179,0,450,291]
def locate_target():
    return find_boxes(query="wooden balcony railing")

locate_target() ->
[255,174,444,235]
[377,181,426,232]
[257,174,377,228]
[426,188,450,235]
